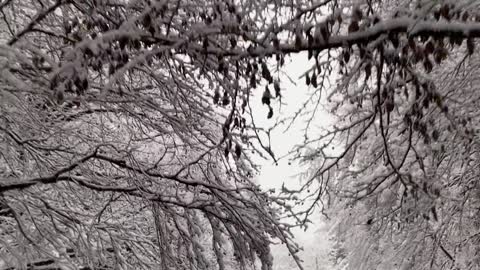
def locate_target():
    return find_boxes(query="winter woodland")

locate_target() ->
[1,0,480,269]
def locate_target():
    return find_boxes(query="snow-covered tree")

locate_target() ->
[0,0,300,269]
[322,51,480,270]
[3,0,480,269]
[279,1,480,269]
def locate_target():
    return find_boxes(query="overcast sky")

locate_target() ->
[250,53,335,269]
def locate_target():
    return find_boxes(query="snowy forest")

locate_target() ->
[1,0,480,269]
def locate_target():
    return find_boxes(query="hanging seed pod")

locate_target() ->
[236,13,242,23]
[313,23,326,44]
[143,14,152,28]
[408,38,416,50]
[434,9,441,21]
[467,38,475,55]
[449,34,463,47]
[228,3,235,13]
[241,98,247,113]
[108,63,115,75]
[423,58,433,73]
[55,89,64,104]
[272,36,280,49]
[230,36,237,48]
[404,113,411,125]
[434,48,448,64]
[382,87,388,99]
[226,139,233,152]
[74,76,82,91]
[389,33,399,49]
[306,27,313,46]
[145,55,153,67]
[250,73,257,88]
[414,46,424,63]
[308,33,314,58]
[246,63,252,75]
[440,4,451,20]
[401,44,409,56]
[425,41,435,55]
[213,90,220,104]
[84,47,94,58]
[148,23,156,35]
[311,71,318,88]
[261,86,271,105]
[431,206,438,221]
[348,21,359,33]
[203,37,209,50]
[432,129,440,141]
[422,96,430,108]
[85,19,95,31]
[65,80,72,93]
[316,61,322,74]
[119,36,129,50]
[386,97,394,112]
[434,94,443,107]
[267,106,273,119]
[261,62,271,81]
[295,32,303,49]
[365,62,372,81]
[305,72,311,86]
[274,81,281,97]
[319,22,330,42]
[81,78,88,91]
[235,144,242,158]
[359,45,366,59]
[343,49,350,63]
[217,60,224,73]
[49,75,58,90]
[64,22,72,34]
[121,52,129,63]
[436,36,444,48]
[419,122,427,136]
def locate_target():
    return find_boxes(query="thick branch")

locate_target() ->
[207,19,480,58]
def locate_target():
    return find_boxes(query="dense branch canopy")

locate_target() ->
[2,0,480,269]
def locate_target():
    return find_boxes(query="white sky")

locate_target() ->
[250,53,335,270]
